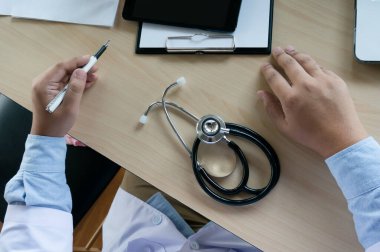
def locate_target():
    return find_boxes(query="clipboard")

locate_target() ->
[135,0,274,54]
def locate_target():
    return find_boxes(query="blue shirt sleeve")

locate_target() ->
[3,134,72,213]
[326,137,380,249]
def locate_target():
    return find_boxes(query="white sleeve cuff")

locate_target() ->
[367,241,380,252]
[4,205,73,230]
[325,137,380,199]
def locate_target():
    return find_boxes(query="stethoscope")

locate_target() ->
[139,77,280,206]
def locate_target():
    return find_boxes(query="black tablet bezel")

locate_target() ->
[135,0,274,55]
[122,0,242,32]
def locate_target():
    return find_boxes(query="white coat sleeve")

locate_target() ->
[0,135,73,251]
[0,205,73,252]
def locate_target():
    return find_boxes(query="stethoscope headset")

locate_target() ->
[139,77,280,206]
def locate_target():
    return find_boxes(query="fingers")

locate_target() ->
[284,46,323,77]
[57,56,98,74]
[45,55,92,83]
[272,47,312,84]
[257,90,287,131]
[65,134,87,147]
[62,67,98,84]
[278,46,338,80]
[321,67,340,79]
[261,63,292,101]
[86,73,97,83]
[88,65,98,74]
[62,69,87,110]
[85,73,98,89]
[59,55,91,74]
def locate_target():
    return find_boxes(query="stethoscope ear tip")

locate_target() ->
[139,115,149,125]
[176,77,186,86]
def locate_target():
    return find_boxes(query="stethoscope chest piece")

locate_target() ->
[197,140,237,178]
[196,115,229,144]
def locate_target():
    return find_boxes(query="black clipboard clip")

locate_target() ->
[165,33,235,53]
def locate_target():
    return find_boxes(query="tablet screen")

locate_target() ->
[123,0,241,31]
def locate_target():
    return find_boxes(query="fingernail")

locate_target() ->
[272,47,283,56]
[261,63,272,68]
[75,69,87,80]
[285,45,295,54]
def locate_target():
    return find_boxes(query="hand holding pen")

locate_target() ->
[46,40,109,113]
[30,41,109,137]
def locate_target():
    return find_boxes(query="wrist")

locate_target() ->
[320,130,368,159]
[21,134,66,170]
[31,122,66,137]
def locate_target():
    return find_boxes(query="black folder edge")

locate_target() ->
[135,0,274,55]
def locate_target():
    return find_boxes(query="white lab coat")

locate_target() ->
[0,188,258,252]
[0,205,73,252]
[103,188,257,251]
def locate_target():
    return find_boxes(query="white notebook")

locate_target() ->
[0,1,12,15]
[136,0,274,54]
[3,0,119,27]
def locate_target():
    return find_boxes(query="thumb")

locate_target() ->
[63,69,87,109]
[257,90,286,130]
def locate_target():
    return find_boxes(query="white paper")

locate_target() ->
[139,0,271,49]
[10,0,119,27]
[0,1,12,16]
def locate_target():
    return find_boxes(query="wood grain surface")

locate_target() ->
[1,1,378,251]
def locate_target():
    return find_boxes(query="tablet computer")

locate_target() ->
[122,0,242,32]
[354,0,380,62]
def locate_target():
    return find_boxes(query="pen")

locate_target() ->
[46,40,110,113]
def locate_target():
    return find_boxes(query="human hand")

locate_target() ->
[65,134,87,147]
[258,46,368,158]
[31,56,98,137]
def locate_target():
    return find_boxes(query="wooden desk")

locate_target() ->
[1,1,378,251]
